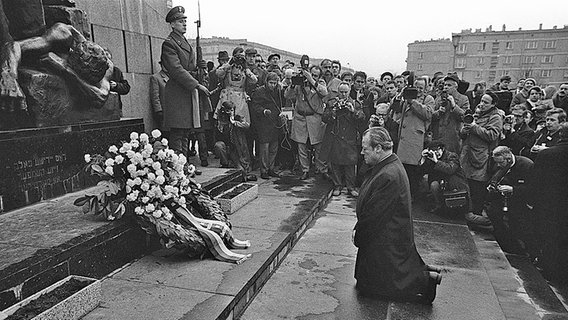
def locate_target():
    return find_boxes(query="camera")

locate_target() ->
[228,55,247,70]
[504,115,514,125]
[463,109,475,124]
[487,181,511,212]
[291,55,310,86]
[440,92,449,108]
[401,71,418,100]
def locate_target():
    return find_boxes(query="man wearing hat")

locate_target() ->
[161,5,211,160]
[266,53,282,78]
[431,74,469,154]
[244,48,266,92]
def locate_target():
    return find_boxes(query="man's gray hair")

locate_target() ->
[363,127,393,150]
[492,145,513,161]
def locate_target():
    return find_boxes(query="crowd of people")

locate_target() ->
[153,6,568,288]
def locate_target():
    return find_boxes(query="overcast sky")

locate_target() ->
[173,0,568,77]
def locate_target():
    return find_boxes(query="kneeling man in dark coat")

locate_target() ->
[354,127,442,304]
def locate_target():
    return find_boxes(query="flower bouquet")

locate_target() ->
[74,130,250,264]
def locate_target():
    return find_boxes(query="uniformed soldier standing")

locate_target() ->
[161,6,210,159]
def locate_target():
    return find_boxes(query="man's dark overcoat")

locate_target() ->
[354,154,428,297]
[250,84,285,144]
[532,140,568,283]
[161,31,200,129]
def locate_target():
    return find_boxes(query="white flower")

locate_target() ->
[130,132,139,140]
[107,215,116,220]
[134,206,144,215]
[136,170,146,177]
[141,182,150,191]
[157,150,167,160]
[127,164,137,173]
[133,177,142,185]
[115,155,124,164]
[126,185,132,193]
[161,138,168,146]
[178,155,187,165]
[130,140,140,149]
[178,196,186,205]
[155,169,164,177]
[152,210,162,218]
[104,158,115,167]
[122,142,132,151]
[144,144,153,152]
[140,133,149,143]
[141,196,150,203]
[171,153,179,162]
[84,154,91,163]
[145,203,155,212]
[163,212,173,220]
[126,193,137,202]
[141,150,152,159]
[133,153,143,164]
[126,150,135,158]
[145,158,154,166]
[162,206,170,214]
[152,162,161,170]
[151,129,161,139]
[105,166,114,175]
[155,175,165,185]
[147,172,156,181]
[108,145,118,153]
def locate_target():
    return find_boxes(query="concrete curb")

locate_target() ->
[216,188,333,320]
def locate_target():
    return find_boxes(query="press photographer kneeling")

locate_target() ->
[485,146,535,256]
[420,140,470,215]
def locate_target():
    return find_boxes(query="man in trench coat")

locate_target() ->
[161,6,210,158]
[354,127,441,304]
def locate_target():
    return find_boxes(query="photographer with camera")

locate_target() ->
[500,105,535,155]
[396,76,434,198]
[284,61,330,181]
[431,74,470,154]
[321,82,366,197]
[251,72,287,180]
[460,91,502,227]
[420,140,469,215]
[213,101,257,181]
[485,146,535,256]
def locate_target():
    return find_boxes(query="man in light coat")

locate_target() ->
[161,6,210,158]
[285,66,329,180]
[396,77,434,198]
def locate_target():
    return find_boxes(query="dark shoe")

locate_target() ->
[332,187,342,196]
[189,150,197,156]
[465,212,491,226]
[426,265,442,273]
[260,172,270,179]
[347,189,359,197]
[201,160,209,167]
[417,272,442,304]
[244,173,257,181]
[268,170,281,178]
[300,172,309,180]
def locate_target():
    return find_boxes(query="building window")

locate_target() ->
[526,40,538,49]
[523,70,533,78]
[477,57,484,64]
[542,55,553,63]
[457,43,466,54]
[541,70,551,77]
[455,58,466,68]
[523,56,536,64]
[544,40,556,49]
[478,43,486,51]
[417,63,423,71]
[475,71,483,78]
[505,42,513,49]
[503,56,513,64]
[564,70,568,78]
[418,52,424,59]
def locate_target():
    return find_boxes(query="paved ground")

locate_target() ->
[241,195,568,320]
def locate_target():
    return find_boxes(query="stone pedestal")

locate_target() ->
[0,118,144,213]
